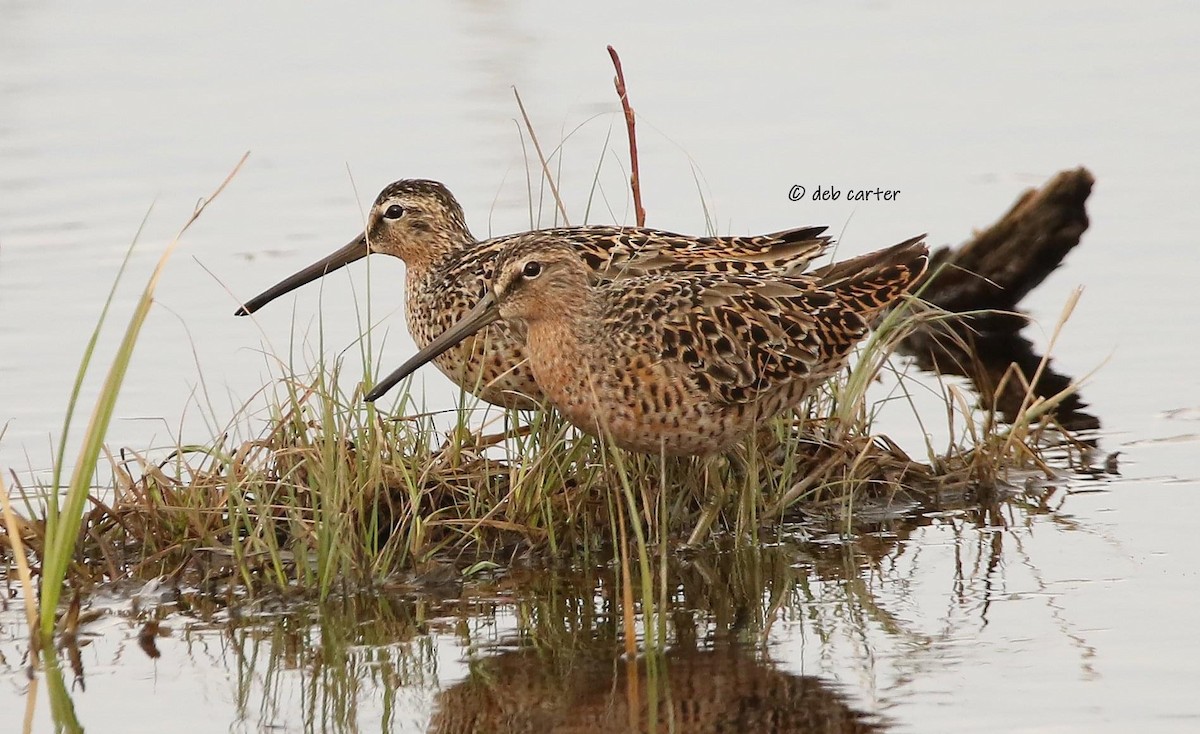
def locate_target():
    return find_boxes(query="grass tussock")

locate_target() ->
[2,275,1096,612]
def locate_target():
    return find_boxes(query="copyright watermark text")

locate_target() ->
[788,185,901,202]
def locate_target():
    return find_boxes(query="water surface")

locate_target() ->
[2,2,1198,731]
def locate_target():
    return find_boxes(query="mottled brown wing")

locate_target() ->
[601,272,867,405]
[539,225,833,278]
[428,225,841,343]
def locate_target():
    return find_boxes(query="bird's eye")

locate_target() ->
[522,261,542,278]
[383,204,405,220]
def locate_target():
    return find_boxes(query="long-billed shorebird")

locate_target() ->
[234,180,833,409]
[366,232,928,456]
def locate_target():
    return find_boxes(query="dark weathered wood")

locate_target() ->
[900,167,1099,431]
[917,167,1093,319]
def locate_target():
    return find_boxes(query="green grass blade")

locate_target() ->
[38,154,248,641]
[46,207,152,544]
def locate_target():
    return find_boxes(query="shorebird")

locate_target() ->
[367,232,928,456]
[234,179,832,409]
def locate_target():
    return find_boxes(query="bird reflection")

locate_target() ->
[429,644,883,733]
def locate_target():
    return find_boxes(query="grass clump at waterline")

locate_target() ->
[2,251,1096,611]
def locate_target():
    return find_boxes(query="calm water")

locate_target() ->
[2,1,1198,731]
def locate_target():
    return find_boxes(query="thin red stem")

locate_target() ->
[607,45,645,227]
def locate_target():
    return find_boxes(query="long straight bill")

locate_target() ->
[365,292,502,402]
[234,233,369,315]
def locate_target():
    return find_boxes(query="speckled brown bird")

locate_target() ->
[234,179,832,409]
[367,231,928,456]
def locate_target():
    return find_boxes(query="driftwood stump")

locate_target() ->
[900,167,1098,431]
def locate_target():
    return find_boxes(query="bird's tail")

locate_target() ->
[816,235,929,319]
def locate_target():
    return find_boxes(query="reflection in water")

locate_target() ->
[430,645,882,733]
[902,168,1100,433]
[0,491,1106,732]
[904,327,1098,432]
[219,592,439,732]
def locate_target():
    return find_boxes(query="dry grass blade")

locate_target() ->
[0,473,39,653]
[513,87,570,225]
[1001,287,1082,456]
